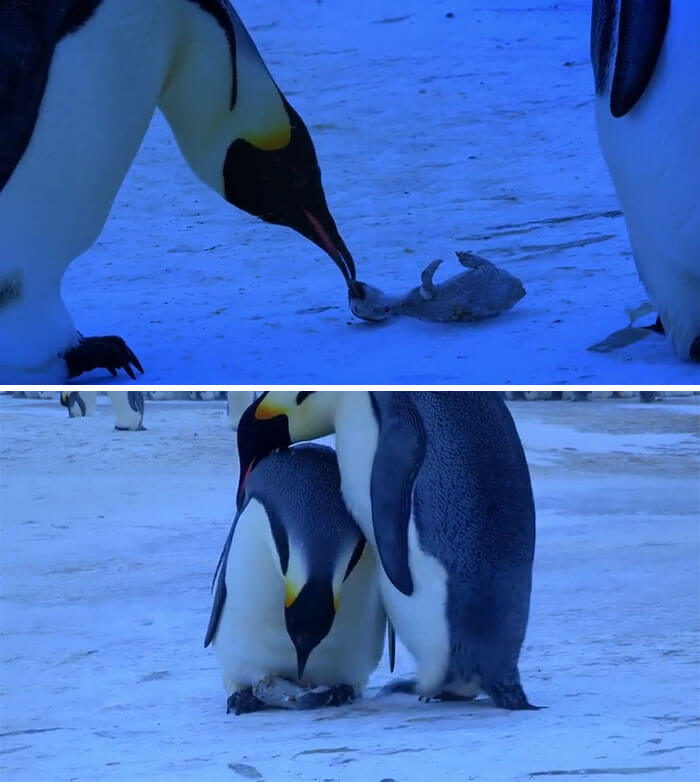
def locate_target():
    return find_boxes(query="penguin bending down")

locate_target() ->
[108,391,145,431]
[204,443,385,714]
[0,1,356,382]
[237,391,538,711]
[591,0,700,360]
[60,391,97,417]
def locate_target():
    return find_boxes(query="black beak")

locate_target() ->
[285,578,335,680]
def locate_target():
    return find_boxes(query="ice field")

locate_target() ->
[53,0,699,383]
[1,393,699,780]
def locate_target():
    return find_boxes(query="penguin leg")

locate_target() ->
[226,688,264,715]
[63,336,144,380]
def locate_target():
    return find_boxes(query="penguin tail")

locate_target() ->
[486,680,542,711]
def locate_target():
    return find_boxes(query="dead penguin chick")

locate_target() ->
[349,251,525,323]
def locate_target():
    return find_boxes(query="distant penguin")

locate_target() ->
[591,1,700,360]
[108,391,145,431]
[237,391,538,711]
[226,391,258,429]
[0,1,356,382]
[205,443,385,714]
[59,391,97,417]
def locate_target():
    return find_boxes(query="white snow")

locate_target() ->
[1,394,699,781]
[54,0,699,383]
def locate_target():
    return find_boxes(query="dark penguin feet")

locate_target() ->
[296,684,355,709]
[64,336,144,380]
[227,688,264,715]
[486,681,541,711]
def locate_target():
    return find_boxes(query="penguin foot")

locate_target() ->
[64,336,144,380]
[690,336,700,361]
[487,681,541,711]
[327,684,355,706]
[227,688,264,715]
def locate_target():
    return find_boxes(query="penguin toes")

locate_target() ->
[327,684,355,707]
[226,688,264,716]
[487,681,541,711]
[64,336,144,380]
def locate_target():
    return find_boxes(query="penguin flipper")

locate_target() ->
[203,512,240,648]
[610,0,670,117]
[369,393,427,596]
[388,622,396,673]
[127,392,145,417]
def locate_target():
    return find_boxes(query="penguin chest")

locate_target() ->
[212,500,296,692]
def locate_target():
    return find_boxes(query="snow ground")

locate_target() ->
[1,394,699,781]
[59,0,699,384]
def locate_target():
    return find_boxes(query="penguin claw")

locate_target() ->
[64,336,144,380]
[227,688,264,715]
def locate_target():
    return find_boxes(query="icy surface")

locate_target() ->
[59,1,698,383]
[1,395,699,780]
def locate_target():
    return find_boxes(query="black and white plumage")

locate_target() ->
[591,0,700,360]
[237,391,538,711]
[0,0,355,381]
[205,443,385,712]
[108,391,145,431]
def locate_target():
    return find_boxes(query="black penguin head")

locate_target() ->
[223,99,356,284]
[284,577,336,679]
[236,392,337,509]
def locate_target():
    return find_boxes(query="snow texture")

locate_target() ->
[56,0,698,383]
[1,394,699,781]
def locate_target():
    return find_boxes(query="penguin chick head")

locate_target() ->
[236,392,338,508]
[284,577,336,679]
[223,99,356,285]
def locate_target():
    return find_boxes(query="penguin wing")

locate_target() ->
[127,392,144,416]
[369,393,427,596]
[601,0,670,117]
[0,2,101,191]
[203,511,240,648]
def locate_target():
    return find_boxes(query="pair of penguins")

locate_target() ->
[60,390,145,430]
[1,1,698,381]
[205,391,538,714]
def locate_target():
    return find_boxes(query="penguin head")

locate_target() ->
[284,575,336,679]
[236,391,339,508]
[223,99,356,285]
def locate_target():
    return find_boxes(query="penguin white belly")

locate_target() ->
[0,0,175,379]
[305,546,385,691]
[211,500,297,693]
[595,4,700,357]
[334,393,450,693]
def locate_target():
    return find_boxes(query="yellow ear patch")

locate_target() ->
[333,594,341,613]
[284,579,299,608]
[255,399,289,420]
[243,124,291,152]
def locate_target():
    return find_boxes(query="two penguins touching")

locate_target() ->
[205,391,538,715]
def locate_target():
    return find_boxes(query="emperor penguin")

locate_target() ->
[108,391,146,431]
[60,390,97,417]
[237,391,538,711]
[0,1,357,382]
[591,1,700,360]
[204,443,385,714]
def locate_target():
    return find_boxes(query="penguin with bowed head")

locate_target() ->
[236,391,539,711]
[0,0,356,381]
[204,442,385,714]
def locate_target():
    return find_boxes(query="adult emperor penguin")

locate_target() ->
[591,0,700,360]
[0,1,357,382]
[204,443,385,714]
[60,390,97,417]
[108,391,146,431]
[237,391,538,710]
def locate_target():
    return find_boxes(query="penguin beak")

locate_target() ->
[284,578,336,681]
[236,395,292,509]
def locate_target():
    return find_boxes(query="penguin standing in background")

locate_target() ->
[108,391,145,431]
[0,0,357,382]
[60,391,97,417]
[591,1,700,360]
[205,443,385,715]
[237,391,538,711]
[226,391,258,429]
